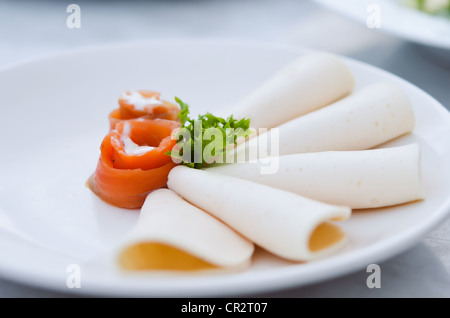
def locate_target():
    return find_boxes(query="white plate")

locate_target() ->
[0,40,449,297]
[313,0,450,51]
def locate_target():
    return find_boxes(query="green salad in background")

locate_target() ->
[404,0,450,17]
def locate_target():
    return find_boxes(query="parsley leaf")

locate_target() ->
[167,97,252,168]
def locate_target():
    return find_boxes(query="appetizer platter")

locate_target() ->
[0,41,449,296]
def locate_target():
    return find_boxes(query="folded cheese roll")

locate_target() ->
[117,189,254,271]
[209,144,424,209]
[168,166,351,262]
[228,82,415,161]
[226,53,354,130]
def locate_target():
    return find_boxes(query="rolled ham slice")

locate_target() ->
[167,166,351,262]
[117,189,254,271]
[226,53,354,130]
[228,82,415,161]
[209,144,424,209]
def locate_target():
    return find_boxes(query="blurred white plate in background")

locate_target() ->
[313,0,450,51]
[0,41,449,297]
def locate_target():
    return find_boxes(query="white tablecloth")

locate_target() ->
[0,0,449,298]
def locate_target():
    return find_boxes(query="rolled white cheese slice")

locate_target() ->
[226,53,354,130]
[210,144,424,209]
[117,189,254,271]
[167,166,351,262]
[228,82,415,161]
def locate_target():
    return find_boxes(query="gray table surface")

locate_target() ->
[0,0,449,298]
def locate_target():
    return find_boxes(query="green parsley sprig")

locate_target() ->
[167,97,252,169]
